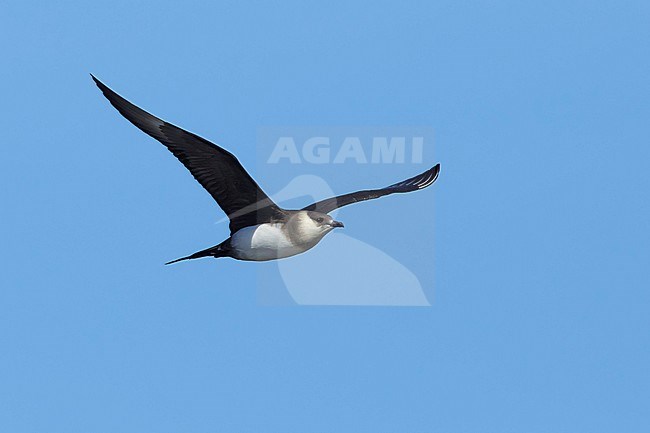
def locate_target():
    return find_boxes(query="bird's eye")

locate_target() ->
[316,217,324,223]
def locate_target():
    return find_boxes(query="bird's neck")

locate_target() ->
[284,211,328,246]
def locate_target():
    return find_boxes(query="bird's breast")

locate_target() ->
[230,223,318,261]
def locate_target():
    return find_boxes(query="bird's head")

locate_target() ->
[287,211,344,245]
[306,211,344,232]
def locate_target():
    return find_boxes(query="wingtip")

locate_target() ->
[430,163,441,185]
[416,163,441,189]
[90,73,105,89]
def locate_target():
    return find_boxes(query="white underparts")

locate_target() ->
[230,215,333,261]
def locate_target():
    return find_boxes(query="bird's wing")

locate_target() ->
[302,164,440,214]
[92,75,284,234]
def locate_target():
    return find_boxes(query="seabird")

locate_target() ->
[91,75,441,264]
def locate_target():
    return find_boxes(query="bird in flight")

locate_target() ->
[91,75,441,264]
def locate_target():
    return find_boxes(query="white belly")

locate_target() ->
[230,224,317,261]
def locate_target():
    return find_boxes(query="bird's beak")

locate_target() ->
[330,221,344,228]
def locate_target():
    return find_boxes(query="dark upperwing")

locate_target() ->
[91,75,285,234]
[302,164,440,214]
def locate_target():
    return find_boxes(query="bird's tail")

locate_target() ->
[165,243,228,265]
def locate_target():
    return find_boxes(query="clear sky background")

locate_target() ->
[2,1,649,432]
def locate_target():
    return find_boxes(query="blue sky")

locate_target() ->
[2,1,649,432]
